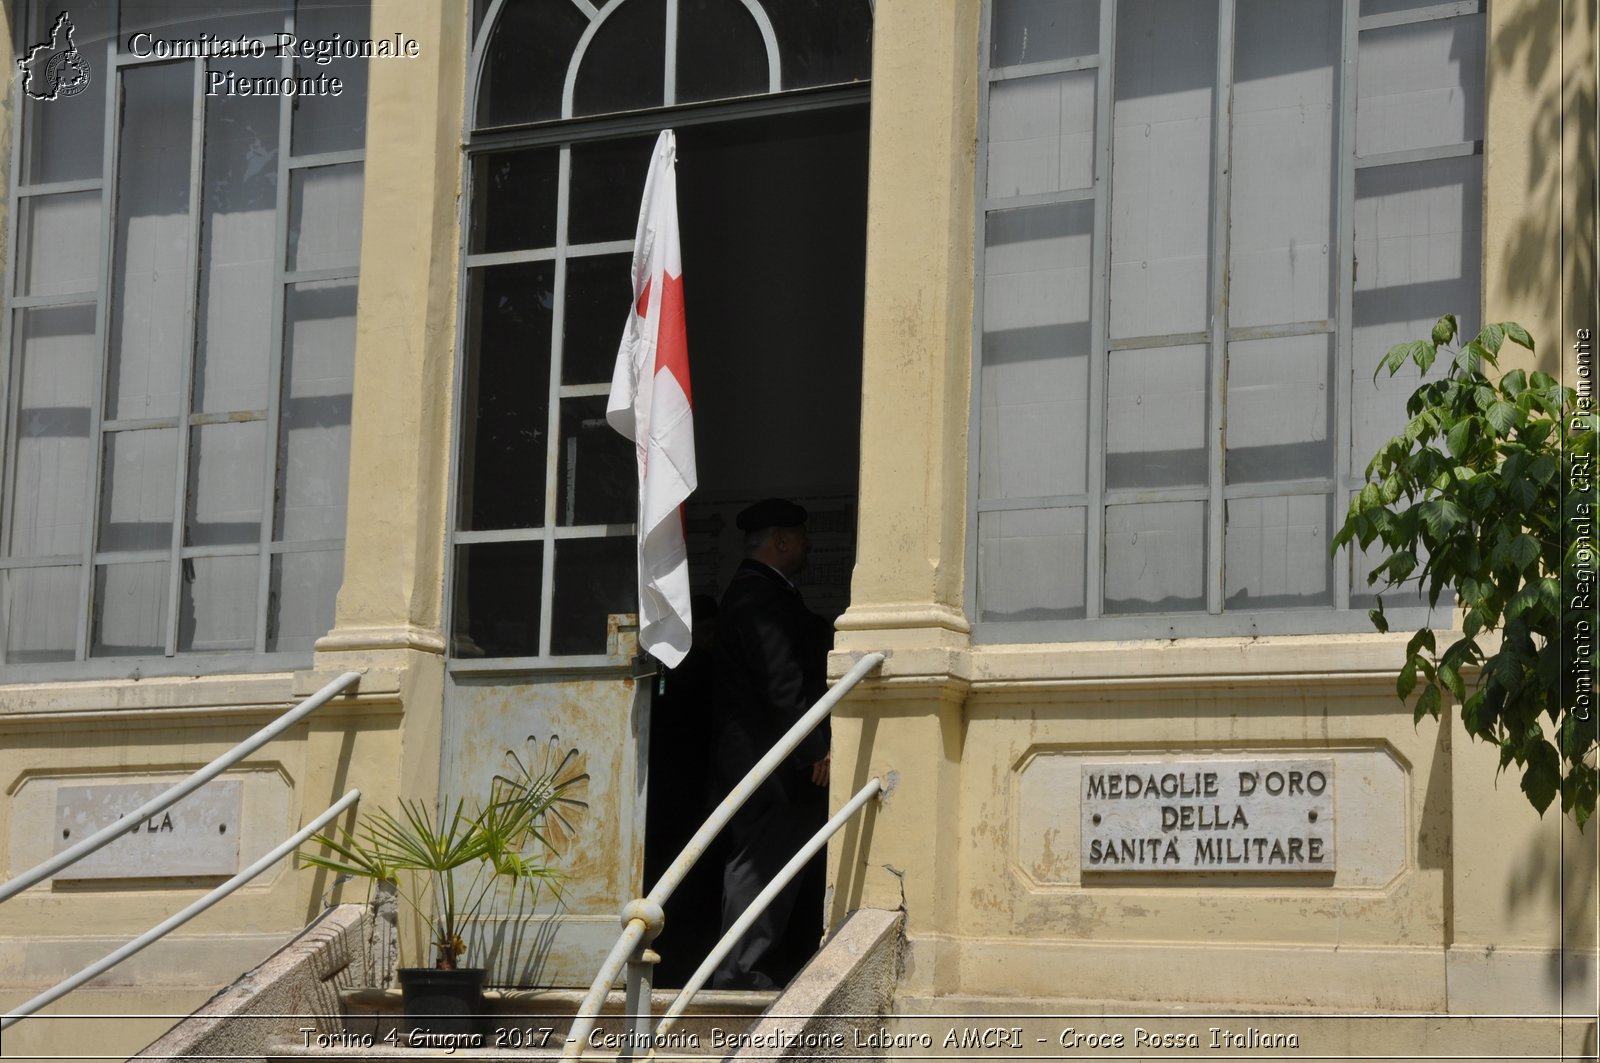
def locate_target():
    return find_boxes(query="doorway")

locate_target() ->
[643,104,869,986]
[444,101,869,987]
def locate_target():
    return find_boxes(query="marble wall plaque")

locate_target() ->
[1081,759,1335,873]
[54,780,242,879]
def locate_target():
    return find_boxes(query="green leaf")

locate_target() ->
[1509,535,1539,573]
[1446,418,1473,458]
[1485,401,1519,435]
[1501,368,1528,398]
[1397,661,1419,700]
[1432,315,1458,346]
[1416,342,1438,375]
[1503,321,1534,352]
[1478,322,1505,355]
[1520,741,1560,814]
[1418,499,1466,537]
[1379,342,1411,379]
[1415,684,1441,722]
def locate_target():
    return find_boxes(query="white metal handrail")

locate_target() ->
[0,670,361,903]
[561,651,885,1061]
[651,776,883,1044]
[1,788,362,1031]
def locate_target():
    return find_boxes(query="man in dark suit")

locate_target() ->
[709,498,831,989]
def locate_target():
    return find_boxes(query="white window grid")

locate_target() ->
[0,1,364,676]
[969,0,1484,641]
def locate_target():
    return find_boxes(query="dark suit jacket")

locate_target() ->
[711,560,829,831]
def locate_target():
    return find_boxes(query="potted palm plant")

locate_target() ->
[299,743,585,1035]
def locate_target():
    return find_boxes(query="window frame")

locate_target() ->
[447,0,871,673]
[968,0,1484,643]
[0,1,366,680]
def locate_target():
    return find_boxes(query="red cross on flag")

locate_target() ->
[608,129,696,668]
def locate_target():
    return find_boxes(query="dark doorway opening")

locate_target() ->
[643,102,869,988]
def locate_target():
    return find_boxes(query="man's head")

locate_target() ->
[737,498,810,580]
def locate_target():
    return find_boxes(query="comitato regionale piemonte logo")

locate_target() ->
[18,11,93,102]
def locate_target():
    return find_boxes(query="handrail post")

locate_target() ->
[620,943,658,1060]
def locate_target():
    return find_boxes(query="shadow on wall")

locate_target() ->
[1506,817,1597,994]
[1488,0,1597,364]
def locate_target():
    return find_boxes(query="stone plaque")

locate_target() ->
[54,780,242,879]
[1081,759,1334,873]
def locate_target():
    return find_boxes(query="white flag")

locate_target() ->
[608,130,696,668]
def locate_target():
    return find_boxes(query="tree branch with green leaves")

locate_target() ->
[1333,315,1597,826]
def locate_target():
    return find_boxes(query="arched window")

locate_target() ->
[470,0,873,129]
[451,0,872,664]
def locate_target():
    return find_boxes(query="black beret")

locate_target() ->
[736,497,808,532]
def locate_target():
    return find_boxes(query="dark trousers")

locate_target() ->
[710,796,825,990]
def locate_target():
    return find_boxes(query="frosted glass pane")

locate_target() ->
[92,561,168,656]
[276,281,355,541]
[194,59,279,415]
[287,163,363,273]
[1228,0,1338,328]
[107,62,191,421]
[178,554,258,652]
[1356,16,1485,157]
[8,305,95,558]
[991,0,1098,67]
[16,192,102,297]
[5,566,78,663]
[987,70,1095,198]
[1104,501,1205,614]
[1106,344,1206,489]
[977,507,1086,623]
[268,549,341,652]
[291,0,370,156]
[1224,494,1333,609]
[980,202,1092,500]
[1226,334,1333,484]
[1350,156,1480,474]
[98,428,177,552]
[186,422,266,547]
[1108,0,1214,339]
[21,0,109,184]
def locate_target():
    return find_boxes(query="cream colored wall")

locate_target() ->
[0,1,466,1058]
[832,0,1596,1019]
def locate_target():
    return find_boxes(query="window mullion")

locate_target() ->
[540,146,575,658]
[1085,0,1116,621]
[162,60,209,658]
[1331,0,1360,613]
[1206,0,1236,616]
[663,0,679,108]
[257,14,299,655]
[77,10,125,661]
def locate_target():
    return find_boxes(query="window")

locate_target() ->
[972,0,1483,639]
[452,0,871,664]
[0,0,369,672]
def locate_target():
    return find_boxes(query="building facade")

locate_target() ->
[0,1,1594,1059]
